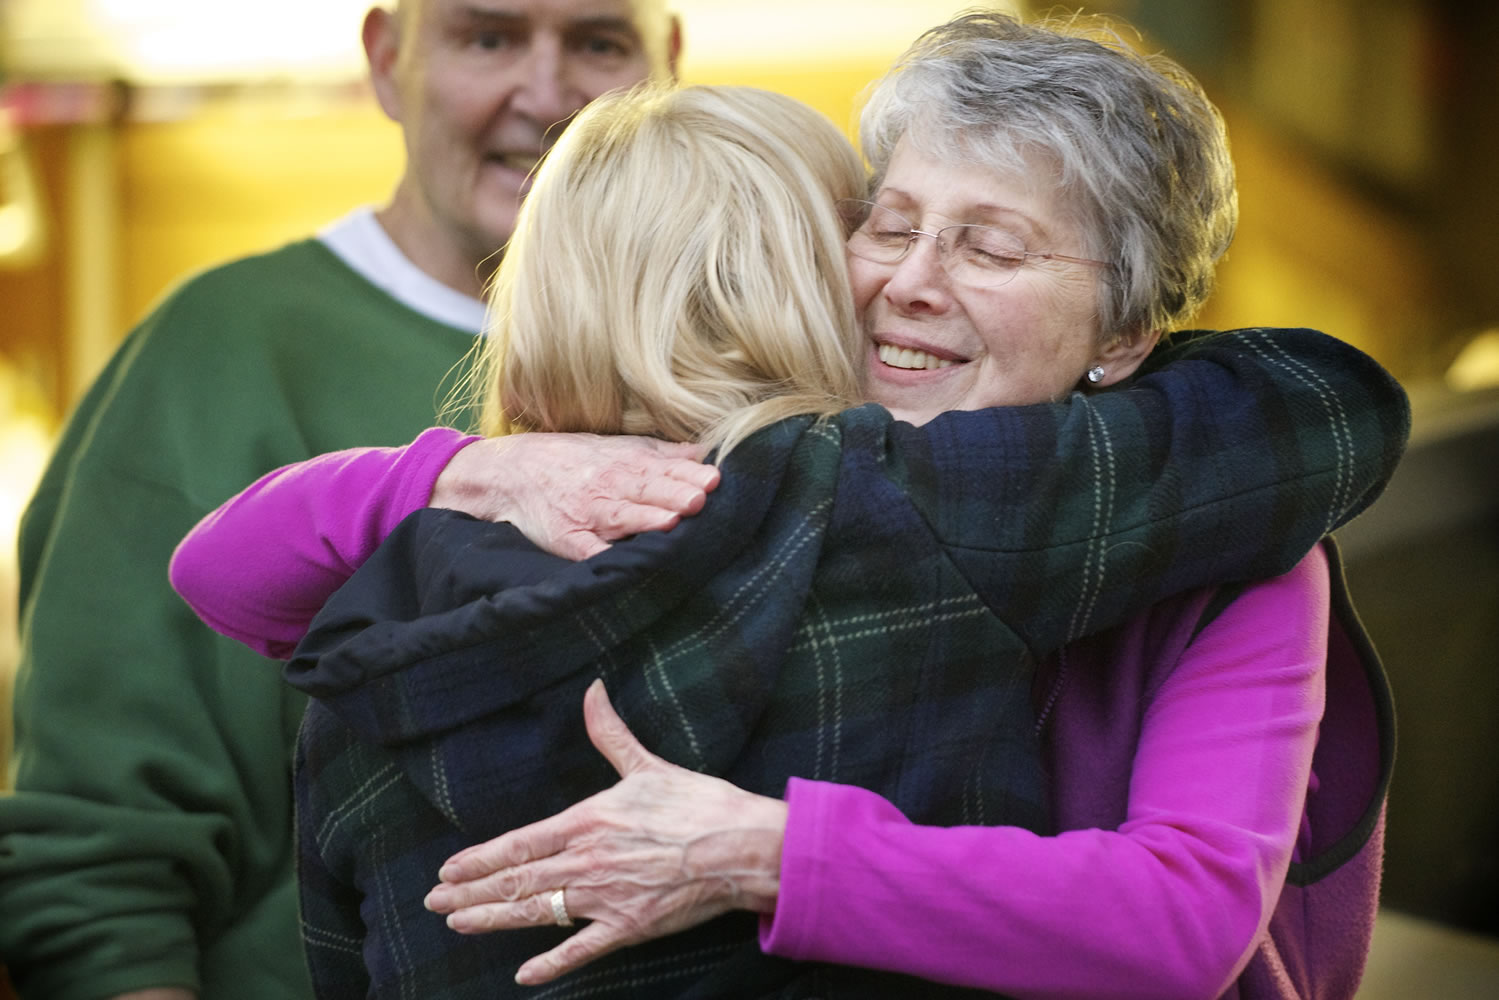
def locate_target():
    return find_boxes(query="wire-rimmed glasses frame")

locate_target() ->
[837,199,1110,289]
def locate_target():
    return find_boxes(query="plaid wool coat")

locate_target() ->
[286,327,1409,999]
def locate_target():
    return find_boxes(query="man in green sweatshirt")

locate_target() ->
[0,2,682,998]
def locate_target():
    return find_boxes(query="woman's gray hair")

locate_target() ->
[859,10,1238,340]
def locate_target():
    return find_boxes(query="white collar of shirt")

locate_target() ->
[317,207,488,335]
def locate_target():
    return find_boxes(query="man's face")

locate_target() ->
[370,0,677,277]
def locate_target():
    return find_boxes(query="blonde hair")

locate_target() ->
[476,84,868,457]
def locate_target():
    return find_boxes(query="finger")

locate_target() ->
[596,442,716,493]
[662,459,721,494]
[550,528,612,562]
[626,455,718,497]
[440,888,558,933]
[639,438,711,463]
[586,468,707,522]
[514,921,633,986]
[582,680,663,778]
[631,476,710,517]
[426,863,539,912]
[427,850,588,912]
[588,500,682,540]
[438,814,578,883]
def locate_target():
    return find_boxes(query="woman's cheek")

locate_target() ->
[846,252,885,313]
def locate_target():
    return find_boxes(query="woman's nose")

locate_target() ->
[882,234,953,314]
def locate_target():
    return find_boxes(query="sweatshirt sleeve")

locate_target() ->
[0,243,480,1000]
[761,549,1330,1000]
[878,326,1404,652]
[169,426,476,659]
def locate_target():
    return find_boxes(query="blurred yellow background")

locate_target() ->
[1,0,1490,422]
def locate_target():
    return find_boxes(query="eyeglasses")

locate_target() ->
[837,199,1110,289]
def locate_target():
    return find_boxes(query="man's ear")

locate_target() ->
[1091,328,1163,387]
[664,16,683,81]
[364,6,404,123]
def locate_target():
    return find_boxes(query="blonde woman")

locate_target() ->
[174,26,1404,999]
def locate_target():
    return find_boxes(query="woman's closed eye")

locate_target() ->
[950,227,1028,268]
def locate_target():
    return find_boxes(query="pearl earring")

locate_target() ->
[1086,365,1106,384]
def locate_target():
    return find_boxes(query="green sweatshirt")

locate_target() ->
[1,238,478,1000]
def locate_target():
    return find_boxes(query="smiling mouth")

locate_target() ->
[876,342,959,371]
[489,152,542,173]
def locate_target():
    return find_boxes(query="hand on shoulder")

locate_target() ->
[430,433,720,560]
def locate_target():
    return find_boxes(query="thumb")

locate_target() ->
[583,679,661,778]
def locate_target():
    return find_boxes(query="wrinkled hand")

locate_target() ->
[423,680,788,986]
[429,434,720,560]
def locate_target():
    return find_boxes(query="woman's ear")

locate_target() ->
[1090,328,1163,387]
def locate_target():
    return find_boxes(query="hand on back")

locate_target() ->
[423,680,787,985]
[431,434,721,560]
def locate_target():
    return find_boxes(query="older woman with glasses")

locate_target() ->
[172,12,1404,1000]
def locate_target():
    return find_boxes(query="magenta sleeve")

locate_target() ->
[169,426,478,659]
[761,549,1330,999]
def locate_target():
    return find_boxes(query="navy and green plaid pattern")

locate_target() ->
[288,327,1408,999]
